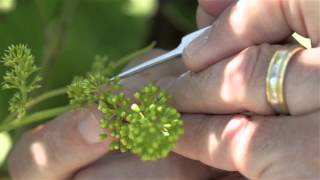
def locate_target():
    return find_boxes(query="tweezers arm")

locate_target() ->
[116,48,181,79]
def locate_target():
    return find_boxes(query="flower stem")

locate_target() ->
[2,87,68,124]
[26,87,67,108]
[0,105,77,132]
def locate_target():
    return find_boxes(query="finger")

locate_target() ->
[159,45,320,115]
[184,0,320,72]
[173,111,320,179]
[73,152,218,180]
[198,0,236,17]
[196,6,216,28]
[196,0,237,28]
[8,107,111,179]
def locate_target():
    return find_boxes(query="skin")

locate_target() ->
[9,0,320,179]
[166,0,319,179]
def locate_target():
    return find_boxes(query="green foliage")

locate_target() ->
[1,45,42,119]
[99,83,184,161]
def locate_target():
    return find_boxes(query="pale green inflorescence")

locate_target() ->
[67,55,115,106]
[1,45,42,119]
[98,82,184,161]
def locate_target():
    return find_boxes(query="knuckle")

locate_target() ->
[236,45,261,89]
[245,44,274,89]
[224,45,261,102]
[225,44,273,109]
[182,50,201,72]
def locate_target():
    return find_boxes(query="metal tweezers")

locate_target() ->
[115,26,211,79]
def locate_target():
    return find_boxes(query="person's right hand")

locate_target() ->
[153,0,320,179]
[183,0,319,72]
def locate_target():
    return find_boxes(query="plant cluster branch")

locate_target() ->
[1,42,182,161]
[2,87,67,124]
[0,105,77,132]
[26,87,67,108]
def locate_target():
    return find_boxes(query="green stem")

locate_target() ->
[3,113,15,124]
[26,87,67,108]
[2,87,68,123]
[0,105,77,132]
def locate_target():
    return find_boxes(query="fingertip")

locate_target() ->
[222,115,250,141]
[196,6,215,28]
[182,29,211,72]
[8,108,111,179]
[77,108,106,144]
[198,0,236,17]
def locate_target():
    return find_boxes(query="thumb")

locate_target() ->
[9,107,111,179]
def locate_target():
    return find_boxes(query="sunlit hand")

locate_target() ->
[125,48,320,179]
[152,0,320,179]
[183,0,319,72]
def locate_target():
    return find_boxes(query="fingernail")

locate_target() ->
[184,30,210,60]
[77,109,104,144]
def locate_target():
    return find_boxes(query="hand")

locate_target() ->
[142,49,319,180]
[170,112,320,179]
[183,0,319,72]
[150,0,320,177]
[146,51,320,178]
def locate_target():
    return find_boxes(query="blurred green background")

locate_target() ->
[0,0,197,178]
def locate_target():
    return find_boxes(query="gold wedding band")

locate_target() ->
[266,47,304,115]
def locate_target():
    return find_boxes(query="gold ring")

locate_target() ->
[266,47,304,114]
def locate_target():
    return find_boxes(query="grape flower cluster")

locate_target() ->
[67,57,184,160]
[1,45,42,119]
[98,82,184,161]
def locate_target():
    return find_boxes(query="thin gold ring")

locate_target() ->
[266,47,304,114]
